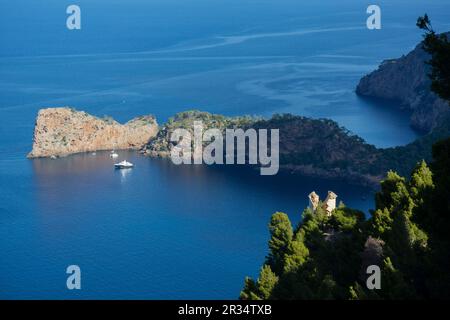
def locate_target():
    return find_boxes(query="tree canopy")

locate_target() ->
[240,139,450,299]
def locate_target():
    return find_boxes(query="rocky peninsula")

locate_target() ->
[141,111,383,186]
[28,107,158,158]
[356,32,450,133]
[142,109,450,187]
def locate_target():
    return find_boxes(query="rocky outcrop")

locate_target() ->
[28,107,158,158]
[308,191,320,211]
[356,33,450,133]
[308,191,337,216]
[322,191,338,216]
[359,237,385,283]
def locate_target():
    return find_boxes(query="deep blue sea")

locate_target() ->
[1,0,449,299]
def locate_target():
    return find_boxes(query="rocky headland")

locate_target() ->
[141,111,383,186]
[356,32,450,133]
[141,110,450,188]
[28,107,158,158]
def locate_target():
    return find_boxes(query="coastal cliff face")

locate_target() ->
[356,34,450,133]
[28,107,158,158]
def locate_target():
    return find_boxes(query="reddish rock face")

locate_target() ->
[28,107,158,158]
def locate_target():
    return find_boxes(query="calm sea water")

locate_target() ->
[1,0,449,299]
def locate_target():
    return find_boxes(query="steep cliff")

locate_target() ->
[28,107,158,158]
[356,34,450,132]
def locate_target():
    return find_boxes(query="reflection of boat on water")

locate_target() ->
[114,160,134,169]
[119,167,132,181]
[110,150,118,158]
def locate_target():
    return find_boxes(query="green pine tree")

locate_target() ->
[266,212,293,275]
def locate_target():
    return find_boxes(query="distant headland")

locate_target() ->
[356,32,450,133]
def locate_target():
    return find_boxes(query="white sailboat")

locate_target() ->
[114,160,134,169]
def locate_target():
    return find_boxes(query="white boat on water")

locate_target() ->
[114,160,134,169]
[110,150,119,158]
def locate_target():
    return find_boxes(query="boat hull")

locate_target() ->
[114,165,134,169]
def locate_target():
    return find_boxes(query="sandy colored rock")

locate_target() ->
[322,191,337,215]
[28,107,158,158]
[308,191,320,211]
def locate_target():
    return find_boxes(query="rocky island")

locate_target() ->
[28,107,158,158]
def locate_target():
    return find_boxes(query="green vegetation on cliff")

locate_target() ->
[240,138,450,299]
[141,110,258,158]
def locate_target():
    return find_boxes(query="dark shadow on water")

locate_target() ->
[356,94,426,136]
